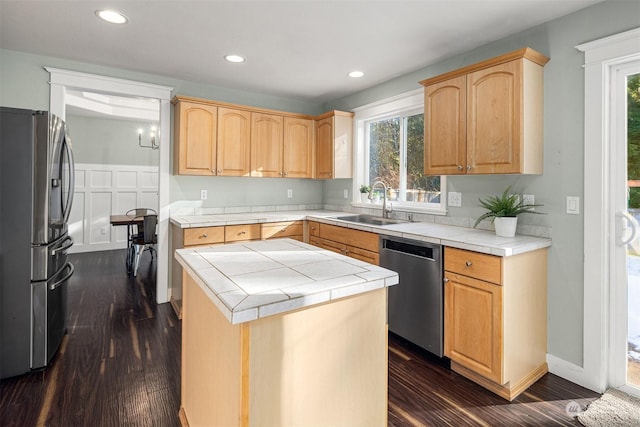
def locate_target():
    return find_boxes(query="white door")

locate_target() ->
[611,63,640,398]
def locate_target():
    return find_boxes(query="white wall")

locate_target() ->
[69,163,158,253]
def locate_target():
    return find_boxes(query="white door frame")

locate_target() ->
[577,27,640,393]
[45,67,173,304]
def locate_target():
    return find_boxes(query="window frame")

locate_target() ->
[352,89,447,215]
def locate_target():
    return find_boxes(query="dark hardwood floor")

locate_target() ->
[0,249,599,426]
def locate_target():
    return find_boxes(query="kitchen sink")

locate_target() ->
[335,214,406,226]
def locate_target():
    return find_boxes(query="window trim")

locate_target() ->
[352,89,447,215]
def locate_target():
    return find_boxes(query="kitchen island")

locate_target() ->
[175,238,399,427]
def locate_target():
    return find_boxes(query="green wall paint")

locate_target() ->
[324,0,640,367]
[66,115,160,166]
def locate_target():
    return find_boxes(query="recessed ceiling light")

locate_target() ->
[224,54,246,63]
[95,9,128,24]
[348,71,365,78]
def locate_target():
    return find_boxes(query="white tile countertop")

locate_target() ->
[308,216,551,257]
[175,238,399,324]
[171,210,551,257]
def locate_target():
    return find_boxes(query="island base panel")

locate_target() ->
[181,272,388,426]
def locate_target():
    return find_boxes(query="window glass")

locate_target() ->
[365,112,441,206]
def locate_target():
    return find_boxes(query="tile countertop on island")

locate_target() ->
[170,210,551,257]
[175,238,399,325]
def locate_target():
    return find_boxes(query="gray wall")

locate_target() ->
[66,115,160,166]
[0,48,325,208]
[323,0,640,366]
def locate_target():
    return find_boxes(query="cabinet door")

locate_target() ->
[315,117,334,179]
[283,117,314,178]
[444,272,503,384]
[174,101,217,175]
[424,75,467,175]
[467,60,522,174]
[217,107,251,176]
[251,113,283,177]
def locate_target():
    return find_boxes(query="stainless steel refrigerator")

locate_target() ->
[1,107,75,379]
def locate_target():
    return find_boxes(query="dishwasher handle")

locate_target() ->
[382,238,437,260]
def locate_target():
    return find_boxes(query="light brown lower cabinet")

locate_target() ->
[444,247,548,400]
[307,221,379,265]
[180,273,388,426]
[261,221,303,241]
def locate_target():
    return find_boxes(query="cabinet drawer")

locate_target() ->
[310,236,346,255]
[319,224,379,253]
[261,221,303,239]
[308,221,320,237]
[184,226,225,246]
[346,246,379,265]
[225,224,261,242]
[445,247,501,285]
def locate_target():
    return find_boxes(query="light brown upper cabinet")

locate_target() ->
[315,111,354,179]
[251,113,284,177]
[283,117,314,178]
[173,100,218,175]
[217,107,251,176]
[172,96,352,179]
[420,48,549,175]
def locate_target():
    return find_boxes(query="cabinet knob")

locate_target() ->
[457,165,463,170]
[283,171,288,176]
[217,169,222,174]
[443,277,449,283]
[202,233,208,238]
[240,230,246,235]
[279,229,285,233]
[466,165,471,171]
[465,260,472,267]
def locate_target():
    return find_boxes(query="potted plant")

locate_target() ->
[359,185,371,203]
[473,186,542,237]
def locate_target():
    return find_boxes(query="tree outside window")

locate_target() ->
[367,112,440,204]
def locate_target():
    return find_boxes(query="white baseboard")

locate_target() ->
[547,353,598,392]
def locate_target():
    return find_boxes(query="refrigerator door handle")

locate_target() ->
[51,236,73,256]
[49,262,74,291]
[61,132,75,225]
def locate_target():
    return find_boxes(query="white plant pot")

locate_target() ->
[360,193,370,203]
[494,217,518,237]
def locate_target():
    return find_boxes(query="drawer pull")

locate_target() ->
[202,233,208,238]
[465,261,472,267]
[280,229,285,233]
[240,231,246,235]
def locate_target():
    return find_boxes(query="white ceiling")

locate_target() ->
[1,0,603,104]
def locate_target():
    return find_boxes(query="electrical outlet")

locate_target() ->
[287,189,293,199]
[343,189,349,199]
[522,194,535,208]
[200,189,208,200]
[448,191,462,207]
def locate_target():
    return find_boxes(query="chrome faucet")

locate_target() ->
[369,181,393,218]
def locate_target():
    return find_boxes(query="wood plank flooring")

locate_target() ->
[0,249,600,426]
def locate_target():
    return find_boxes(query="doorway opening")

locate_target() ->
[46,67,172,304]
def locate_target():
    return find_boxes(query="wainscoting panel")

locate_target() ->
[70,163,159,253]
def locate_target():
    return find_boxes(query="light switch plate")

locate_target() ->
[567,196,580,214]
[448,191,462,207]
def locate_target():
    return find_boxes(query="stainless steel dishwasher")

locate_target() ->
[379,235,443,357]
